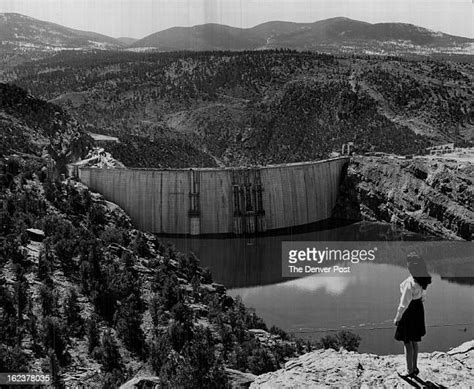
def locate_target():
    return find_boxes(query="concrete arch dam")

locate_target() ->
[78,157,349,236]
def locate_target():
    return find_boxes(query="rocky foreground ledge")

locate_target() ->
[120,341,473,388]
[250,340,474,388]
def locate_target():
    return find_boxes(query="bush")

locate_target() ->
[335,330,362,351]
[318,330,361,352]
[269,325,289,341]
[88,204,106,227]
[201,267,213,284]
[131,231,149,257]
[247,347,277,375]
[53,238,76,271]
[100,227,129,246]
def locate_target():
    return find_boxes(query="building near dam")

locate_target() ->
[78,157,349,236]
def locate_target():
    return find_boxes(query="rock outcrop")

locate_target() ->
[250,340,474,388]
[334,155,473,240]
[69,147,125,169]
[120,369,257,389]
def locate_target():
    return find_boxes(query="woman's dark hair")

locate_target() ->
[407,252,432,290]
[413,276,432,290]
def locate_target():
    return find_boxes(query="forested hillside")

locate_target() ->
[9,50,472,167]
[0,83,89,169]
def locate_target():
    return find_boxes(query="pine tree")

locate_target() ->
[64,289,82,336]
[39,284,57,317]
[42,316,68,366]
[98,330,122,373]
[38,245,54,284]
[149,331,171,374]
[86,315,100,356]
[114,294,145,355]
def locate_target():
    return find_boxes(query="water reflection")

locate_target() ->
[275,276,357,296]
[167,221,473,288]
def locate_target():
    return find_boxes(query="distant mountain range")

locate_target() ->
[131,17,473,54]
[0,13,123,51]
[0,13,472,59]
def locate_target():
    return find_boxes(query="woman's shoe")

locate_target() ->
[397,368,418,378]
[410,368,420,376]
[397,371,413,378]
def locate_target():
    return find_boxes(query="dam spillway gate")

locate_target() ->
[78,157,349,236]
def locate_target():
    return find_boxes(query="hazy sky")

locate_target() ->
[1,0,472,39]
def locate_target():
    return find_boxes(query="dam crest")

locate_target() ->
[78,157,349,236]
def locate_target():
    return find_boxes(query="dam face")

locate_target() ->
[78,157,349,236]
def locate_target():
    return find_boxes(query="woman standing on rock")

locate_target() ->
[394,251,432,377]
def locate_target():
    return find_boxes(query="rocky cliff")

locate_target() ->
[250,340,474,388]
[334,155,473,240]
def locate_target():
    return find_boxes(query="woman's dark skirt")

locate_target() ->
[395,298,426,342]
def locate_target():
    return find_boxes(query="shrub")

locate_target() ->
[100,227,128,246]
[88,204,106,227]
[131,231,149,257]
[201,267,213,284]
[53,238,76,271]
[318,330,361,352]
[335,329,362,351]
[247,347,277,375]
[269,325,289,341]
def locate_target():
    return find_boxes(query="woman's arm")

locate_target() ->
[394,281,413,324]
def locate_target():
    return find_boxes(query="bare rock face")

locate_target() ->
[250,341,474,388]
[72,147,126,169]
[226,369,257,388]
[119,376,161,389]
[333,156,473,240]
[119,369,257,389]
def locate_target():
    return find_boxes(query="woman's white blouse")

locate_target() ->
[394,276,426,322]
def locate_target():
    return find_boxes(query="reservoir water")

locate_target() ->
[167,221,474,355]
